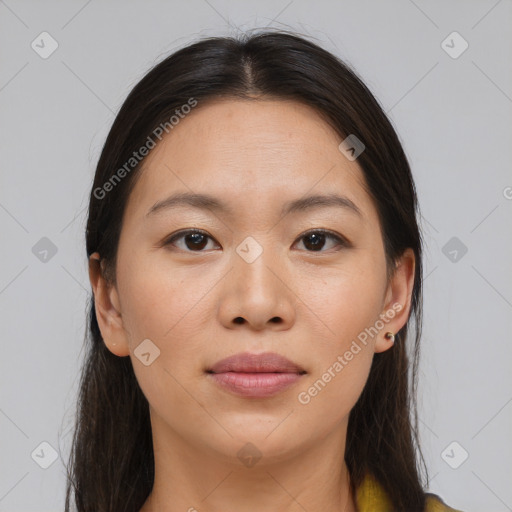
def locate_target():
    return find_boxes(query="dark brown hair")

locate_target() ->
[65,30,427,511]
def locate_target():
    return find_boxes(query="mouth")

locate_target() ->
[206,352,306,398]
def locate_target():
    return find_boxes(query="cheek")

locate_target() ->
[296,252,387,344]
[117,261,216,423]
[294,273,379,429]
[117,255,217,347]
[296,344,373,425]
[292,254,385,416]
[115,253,226,407]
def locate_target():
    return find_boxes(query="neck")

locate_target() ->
[140,410,356,512]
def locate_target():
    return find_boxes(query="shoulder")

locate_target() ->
[425,492,464,512]
[355,473,464,512]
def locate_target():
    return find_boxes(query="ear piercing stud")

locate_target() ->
[384,332,395,343]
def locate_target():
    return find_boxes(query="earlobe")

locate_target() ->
[374,248,415,354]
[374,329,398,354]
[88,252,130,357]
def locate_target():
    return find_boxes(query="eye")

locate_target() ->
[163,229,219,252]
[162,228,349,253]
[293,229,348,252]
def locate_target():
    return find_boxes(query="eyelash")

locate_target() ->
[162,228,349,253]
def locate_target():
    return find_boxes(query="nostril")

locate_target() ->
[270,317,282,323]
[233,317,244,324]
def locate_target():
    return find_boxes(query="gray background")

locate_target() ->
[1,1,511,510]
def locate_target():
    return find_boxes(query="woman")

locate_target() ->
[65,31,464,511]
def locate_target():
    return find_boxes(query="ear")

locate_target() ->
[88,252,130,357]
[374,248,415,354]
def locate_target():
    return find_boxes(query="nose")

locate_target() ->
[217,244,296,332]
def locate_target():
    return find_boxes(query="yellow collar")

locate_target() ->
[355,473,394,511]
[355,473,462,512]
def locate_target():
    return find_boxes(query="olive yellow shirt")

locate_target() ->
[355,473,463,511]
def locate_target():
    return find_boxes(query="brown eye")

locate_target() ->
[294,230,347,252]
[164,230,219,252]
[164,229,348,253]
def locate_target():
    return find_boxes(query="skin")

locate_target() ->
[89,99,415,512]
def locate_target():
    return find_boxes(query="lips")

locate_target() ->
[206,352,306,398]
[207,352,306,374]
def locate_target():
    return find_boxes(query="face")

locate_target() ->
[90,99,414,465]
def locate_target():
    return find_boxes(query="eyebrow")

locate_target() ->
[145,192,362,218]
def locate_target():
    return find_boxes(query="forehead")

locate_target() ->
[123,99,377,224]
